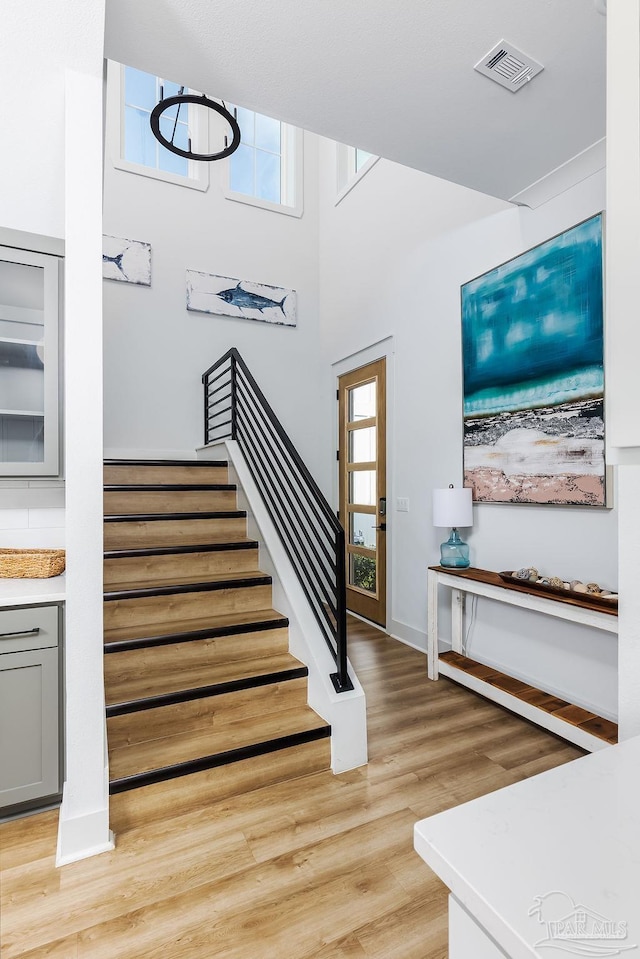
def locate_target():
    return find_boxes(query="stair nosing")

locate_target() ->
[104,510,246,523]
[104,574,272,602]
[103,615,289,652]
[106,666,309,716]
[104,541,258,560]
[108,726,331,794]
[104,459,228,467]
[104,484,236,492]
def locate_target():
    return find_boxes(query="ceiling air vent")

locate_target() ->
[475,40,543,93]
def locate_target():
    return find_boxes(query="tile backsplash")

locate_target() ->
[0,480,65,547]
[0,507,65,547]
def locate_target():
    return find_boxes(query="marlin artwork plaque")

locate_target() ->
[186,271,297,327]
[102,235,151,286]
[461,213,605,506]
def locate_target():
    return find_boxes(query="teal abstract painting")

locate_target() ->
[462,214,605,505]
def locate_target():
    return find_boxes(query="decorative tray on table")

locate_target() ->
[499,570,618,607]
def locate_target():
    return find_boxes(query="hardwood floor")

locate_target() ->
[0,617,582,959]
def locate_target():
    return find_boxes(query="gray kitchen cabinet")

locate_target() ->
[0,604,61,810]
[0,245,61,475]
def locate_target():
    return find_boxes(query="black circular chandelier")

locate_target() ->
[149,88,241,162]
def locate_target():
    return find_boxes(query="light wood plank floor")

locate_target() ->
[0,617,582,959]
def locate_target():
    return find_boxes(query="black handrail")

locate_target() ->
[202,348,352,693]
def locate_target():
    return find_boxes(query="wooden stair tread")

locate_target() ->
[104,570,271,596]
[104,539,258,558]
[439,650,618,744]
[103,608,288,646]
[108,703,329,780]
[104,459,228,466]
[104,651,305,706]
[104,483,236,491]
[104,510,246,522]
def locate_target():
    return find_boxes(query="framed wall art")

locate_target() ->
[102,235,151,286]
[186,270,297,327]
[461,213,605,506]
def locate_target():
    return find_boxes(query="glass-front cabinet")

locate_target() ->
[0,246,60,475]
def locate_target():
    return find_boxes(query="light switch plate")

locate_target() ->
[396,497,409,512]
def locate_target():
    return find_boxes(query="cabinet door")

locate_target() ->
[0,246,60,475]
[0,645,60,808]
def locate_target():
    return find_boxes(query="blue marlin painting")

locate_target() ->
[461,214,605,506]
[216,282,289,316]
[186,270,297,327]
[102,236,151,286]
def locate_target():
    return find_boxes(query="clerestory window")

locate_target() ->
[335,143,379,205]
[225,106,303,217]
[109,62,208,191]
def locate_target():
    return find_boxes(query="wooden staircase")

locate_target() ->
[103,459,331,806]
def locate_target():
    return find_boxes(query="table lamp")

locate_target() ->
[432,484,473,568]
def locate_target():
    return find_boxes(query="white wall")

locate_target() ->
[102,83,329,491]
[319,145,617,719]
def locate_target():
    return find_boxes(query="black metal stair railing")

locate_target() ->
[202,348,353,693]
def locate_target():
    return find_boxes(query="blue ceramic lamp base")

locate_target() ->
[440,528,470,568]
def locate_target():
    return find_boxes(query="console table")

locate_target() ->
[427,566,617,751]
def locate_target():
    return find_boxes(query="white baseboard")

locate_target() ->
[388,617,427,653]
[55,804,114,867]
[388,630,428,655]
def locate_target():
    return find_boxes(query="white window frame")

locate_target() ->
[107,60,209,192]
[224,119,303,218]
[335,143,379,206]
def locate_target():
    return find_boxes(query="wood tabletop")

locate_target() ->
[428,565,618,617]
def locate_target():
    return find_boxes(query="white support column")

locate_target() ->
[606,0,640,450]
[606,0,640,741]
[56,64,113,866]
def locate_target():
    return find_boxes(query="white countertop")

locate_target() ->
[414,737,640,958]
[0,574,66,606]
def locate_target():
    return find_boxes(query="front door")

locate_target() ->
[338,358,386,627]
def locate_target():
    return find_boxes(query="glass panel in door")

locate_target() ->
[348,381,376,421]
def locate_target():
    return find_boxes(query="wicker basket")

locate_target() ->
[0,548,66,579]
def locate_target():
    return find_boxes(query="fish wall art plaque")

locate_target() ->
[186,270,297,327]
[102,235,151,286]
[461,213,606,507]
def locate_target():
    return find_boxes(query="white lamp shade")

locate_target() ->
[432,486,473,528]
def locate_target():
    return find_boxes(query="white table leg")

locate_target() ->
[427,568,439,679]
[451,589,465,654]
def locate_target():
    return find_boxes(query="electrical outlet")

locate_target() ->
[396,497,409,512]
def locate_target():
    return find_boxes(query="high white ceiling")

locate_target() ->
[104,0,606,204]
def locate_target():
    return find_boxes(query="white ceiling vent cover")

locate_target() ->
[475,40,543,92]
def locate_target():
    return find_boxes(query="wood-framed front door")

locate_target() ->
[338,358,386,627]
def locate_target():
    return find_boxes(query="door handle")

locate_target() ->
[373,523,386,531]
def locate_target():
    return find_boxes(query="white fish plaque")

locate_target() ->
[102,236,151,286]
[187,271,296,327]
